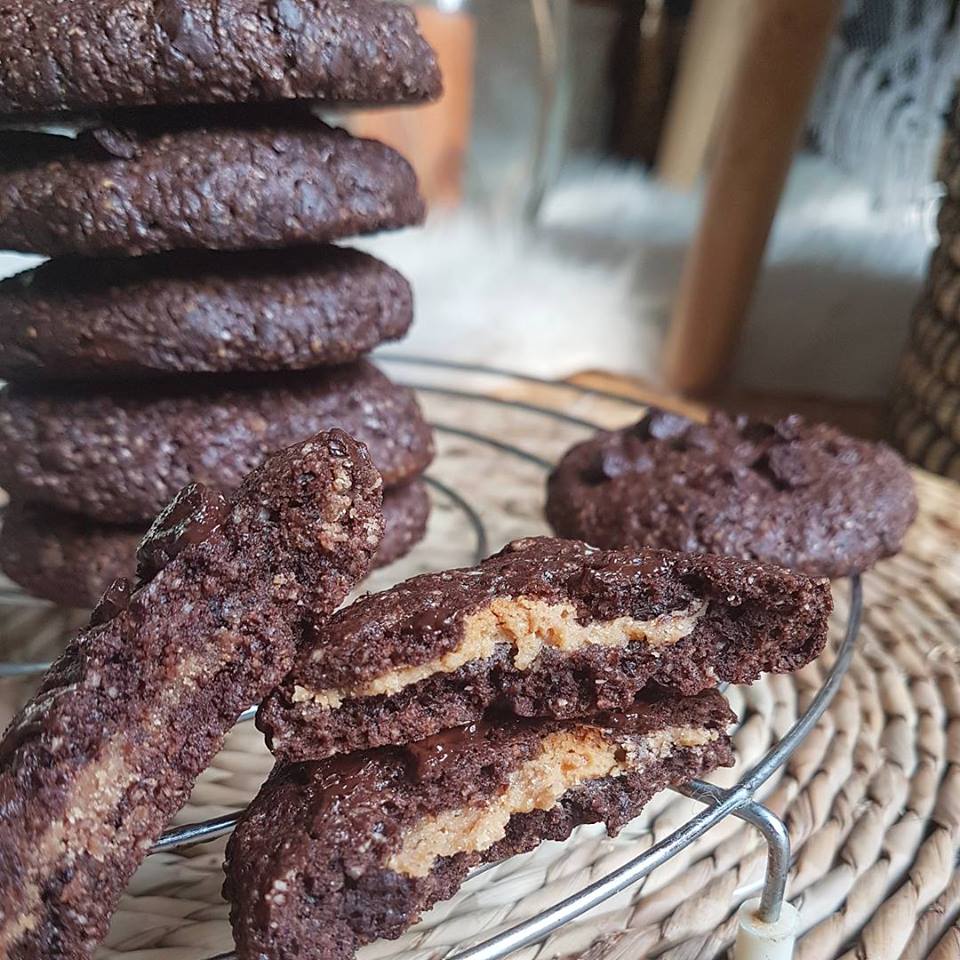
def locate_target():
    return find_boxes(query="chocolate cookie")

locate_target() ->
[0,430,384,960]
[0,119,424,257]
[0,246,412,381]
[228,690,734,960]
[0,504,142,609]
[546,410,917,578]
[376,478,431,569]
[0,480,430,608]
[259,536,829,761]
[0,0,441,117]
[0,360,434,523]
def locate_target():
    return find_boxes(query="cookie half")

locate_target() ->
[0,247,412,381]
[0,430,384,960]
[0,480,431,608]
[228,690,734,960]
[546,409,917,578]
[0,0,441,117]
[0,120,424,256]
[258,536,830,760]
[0,361,434,523]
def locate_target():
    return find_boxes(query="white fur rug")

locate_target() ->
[363,155,932,398]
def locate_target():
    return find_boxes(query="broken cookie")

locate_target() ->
[227,689,734,960]
[259,537,831,761]
[0,430,384,960]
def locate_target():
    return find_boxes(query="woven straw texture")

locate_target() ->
[1,360,958,960]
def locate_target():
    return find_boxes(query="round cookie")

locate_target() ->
[0,246,412,381]
[0,504,142,609]
[909,297,960,386]
[375,478,431,568]
[0,361,435,523]
[0,119,424,257]
[0,480,431,608]
[546,409,917,578]
[939,130,960,199]
[0,0,441,117]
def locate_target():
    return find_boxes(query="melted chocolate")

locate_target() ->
[136,482,229,584]
[89,577,131,627]
[403,721,495,781]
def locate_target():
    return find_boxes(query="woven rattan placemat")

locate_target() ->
[1,361,958,960]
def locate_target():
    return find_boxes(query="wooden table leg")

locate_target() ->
[662,0,841,395]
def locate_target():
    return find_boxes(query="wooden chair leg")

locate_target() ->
[662,0,841,395]
[655,0,753,189]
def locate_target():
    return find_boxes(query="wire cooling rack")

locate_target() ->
[0,357,862,960]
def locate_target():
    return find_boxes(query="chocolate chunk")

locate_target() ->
[136,483,229,584]
[88,577,132,628]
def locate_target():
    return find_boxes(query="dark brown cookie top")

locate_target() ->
[0,246,412,381]
[267,535,830,698]
[0,430,384,960]
[0,361,435,523]
[546,410,917,578]
[0,119,424,257]
[0,0,441,117]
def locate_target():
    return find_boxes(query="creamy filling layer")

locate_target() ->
[387,723,717,878]
[296,596,709,710]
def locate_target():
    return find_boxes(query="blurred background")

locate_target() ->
[347,0,960,469]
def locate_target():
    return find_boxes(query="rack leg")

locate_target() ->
[734,801,799,960]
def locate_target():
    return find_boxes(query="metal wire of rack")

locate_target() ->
[0,358,862,960]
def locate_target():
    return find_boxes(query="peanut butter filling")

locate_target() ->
[387,723,717,878]
[296,596,708,710]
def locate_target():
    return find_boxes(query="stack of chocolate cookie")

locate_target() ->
[223,536,834,960]
[892,104,960,480]
[0,0,441,607]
